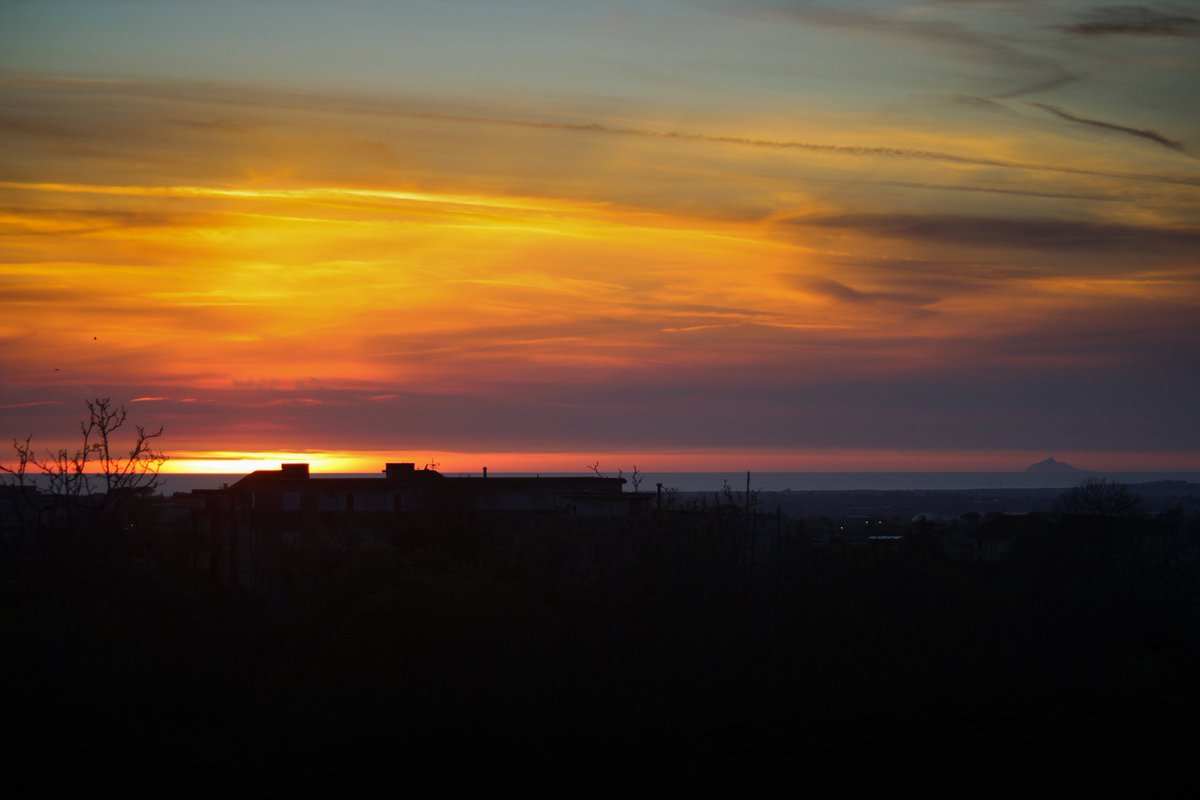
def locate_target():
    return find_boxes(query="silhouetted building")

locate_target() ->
[178,463,649,589]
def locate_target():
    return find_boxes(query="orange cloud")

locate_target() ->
[2,74,1197,468]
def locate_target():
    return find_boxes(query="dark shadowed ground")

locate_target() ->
[3,485,1199,791]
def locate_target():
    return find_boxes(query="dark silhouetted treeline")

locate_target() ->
[3,499,1199,791]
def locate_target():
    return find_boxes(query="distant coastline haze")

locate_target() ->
[1024,457,1086,474]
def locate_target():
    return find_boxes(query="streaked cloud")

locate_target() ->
[5,75,1198,193]
[790,277,942,308]
[1058,5,1200,37]
[1029,102,1190,155]
[786,212,1200,252]
[703,0,1075,96]
[1,1,1198,469]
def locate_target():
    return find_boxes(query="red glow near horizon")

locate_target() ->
[158,449,1200,475]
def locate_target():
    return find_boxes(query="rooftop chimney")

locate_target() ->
[280,463,310,479]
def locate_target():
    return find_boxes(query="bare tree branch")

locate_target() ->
[1,397,168,533]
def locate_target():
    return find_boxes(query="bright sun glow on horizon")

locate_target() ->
[164,453,375,475]
[159,449,1200,476]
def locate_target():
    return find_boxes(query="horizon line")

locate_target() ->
[152,449,1200,476]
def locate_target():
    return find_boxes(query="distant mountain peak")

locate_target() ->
[1024,457,1083,473]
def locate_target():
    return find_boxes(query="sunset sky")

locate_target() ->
[2,0,1198,473]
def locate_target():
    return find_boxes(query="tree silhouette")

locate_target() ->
[588,461,644,491]
[1,397,167,531]
[1055,478,1141,518]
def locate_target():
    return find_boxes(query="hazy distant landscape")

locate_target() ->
[155,469,1200,522]
[161,469,1200,494]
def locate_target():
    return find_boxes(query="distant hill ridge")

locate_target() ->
[1024,457,1086,474]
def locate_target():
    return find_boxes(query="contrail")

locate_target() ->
[1030,102,1190,156]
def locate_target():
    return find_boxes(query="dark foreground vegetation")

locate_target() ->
[4,490,1200,791]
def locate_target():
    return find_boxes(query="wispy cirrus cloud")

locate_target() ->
[865,178,1125,203]
[699,0,1076,97]
[988,72,1084,100]
[786,212,1200,252]
[5,74,1200,196]
[1058,5,1200,37]
[0,399,64,410]
[790,277,941,309]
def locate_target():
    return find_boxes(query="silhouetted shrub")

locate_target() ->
[1056,478,1141,517]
